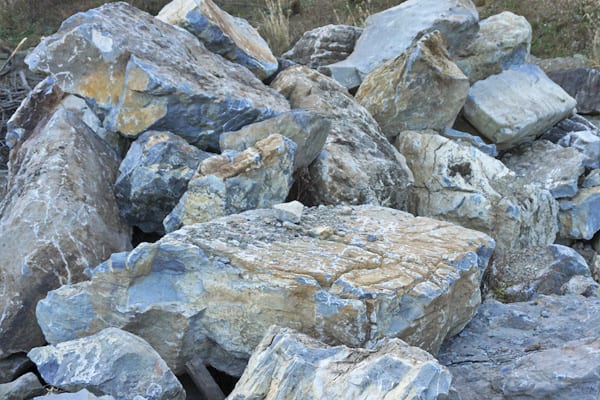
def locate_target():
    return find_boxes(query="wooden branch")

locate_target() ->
[185,356,226,400]
[0,37,28,75]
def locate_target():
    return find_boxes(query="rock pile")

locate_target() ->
[0,0,598,399]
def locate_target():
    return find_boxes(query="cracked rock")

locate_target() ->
[36,205,493,376]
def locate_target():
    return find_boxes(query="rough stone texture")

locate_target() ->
[164,134,295,232]
[548,67,600,115]
[271,66,413,208]
[282,24,363,69]
[219,109,330,171]
[0,354,33,384]
[561,275,600,297]
[34,390,115,400]
[395,131,558,256]
[583,169,600,188]
[273,200,304,223]
[37,205,494,376]
[454,11,531,83]
[229,326,455,400]
[0,105,131,358]
[157,0,277,80]
[489,244,591,302]
[441,127,497,157]
[0,170,7,201]
[0,372,45,400]
[28,328,184,400]
[501,140,585,199]
[356,31,469,141]
[558,186,600,240]
[463,64,577,149]
[541,114,600,169]
[530,53,592,73]
[25,2,289,150]
[591,253,600,282]
[114,130,212,233]
[322,0,479,89]
[438,294,600,400]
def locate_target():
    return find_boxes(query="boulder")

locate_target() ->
[356,31,469,141]
[395,131,558,255]
[28,328,184,400]
[530,53,592,73]
[501,140,585,199]
[321,0,479,89]
[163,134,296,232]
[114,130,212,233]
[463,64,576,149]
[228,326,455,400]
[454,11,531,83]
[438,294,600,400]
[219,109,330,170]
[271,66,413,208]
[36,205,494,376]
[489,244,591,302]
[25,2,289,150]
[0,104,131,358]
[34,390,115,400]
[541,114,600,169]
[547,67,600,115]
[272,200,304,224]
[561,275,600,297]
[0,373,45,400]
[558,186,600,240]
[0,354,33,384]
[157,0,277,80]
[582,169,600,188]
[282,24,363,69]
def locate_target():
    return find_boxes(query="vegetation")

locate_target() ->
[0,0,598,60]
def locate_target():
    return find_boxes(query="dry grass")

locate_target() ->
[258,0,292,55]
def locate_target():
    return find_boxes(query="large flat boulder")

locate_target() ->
[228,326,456,399]
[157,0,277,80]
[321,0,479,89]
[271,66,413,208]
[36,205,494,376]
[454,11,531,83]
[0,102,131,357]
[25,2,289,150]
[395,131,558,256]
[163,134,296,232]
[356,31,469,141]
[114,130,212,234]
[463,64,576,149]
[282,24,363,69]
[438,295,600,400]
[28,328,184,400]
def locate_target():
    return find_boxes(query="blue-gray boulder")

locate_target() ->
[115,130,212,233]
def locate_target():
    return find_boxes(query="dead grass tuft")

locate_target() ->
[258,0,292,56]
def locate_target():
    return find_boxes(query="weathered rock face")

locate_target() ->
[114,130,212,233]
[558,186,600,240]
[583,169,600,188]
[541,114,600,169]
[25,2,289,150]
[0,373,45,400]
[322,0,479,89]
[501,140,585,199]
[163,134,296,232]
[463,64,576,149]
[282,24,363,69]
[37,205,494,376]
[441,127,497,157]
[356,31,469,141]
[0,354,33,384]
[0,104,131,358]
[271,66,413,208]
[229,326,455,400]
[34,389,115,400]
[438,295,600,400]
[219,109,330,171]
[454,11,531,83]
[489,244,591,302]
[395,131,558,255]
[157,0,277,80]
[28,328,185,400]
[548,67,600,115]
